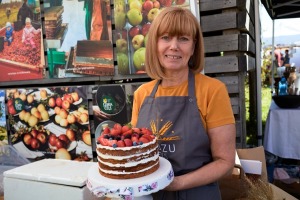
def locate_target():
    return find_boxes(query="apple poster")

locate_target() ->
[114,0,193,75]
[6,86,93,162]
[43,0,114,78]
[0,90,8,146]
[0,0,45,82]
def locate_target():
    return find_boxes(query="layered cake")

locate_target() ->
[96,124,159,179]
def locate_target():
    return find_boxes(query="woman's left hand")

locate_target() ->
[164,176,183,191]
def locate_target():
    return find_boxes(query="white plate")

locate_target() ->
[44,122,67,136]
[94,120,116,144]
[32,88,53,101]
[76,140,93,157]
[49,140,77,152]
[87,157,174,198]
[48,108,55,116]
[79,121,89,125]
[73,98,83,105]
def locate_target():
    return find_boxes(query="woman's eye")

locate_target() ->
[161,36,169,40]
[179,37,189,42]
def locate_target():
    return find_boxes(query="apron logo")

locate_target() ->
[150,120,180,141]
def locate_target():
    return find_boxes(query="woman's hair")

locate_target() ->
[145,7,205,80]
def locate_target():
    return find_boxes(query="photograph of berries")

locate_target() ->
[114,0,191,75]
[6,86,93,162]
[43,0,114,78]
[0,0,44,82]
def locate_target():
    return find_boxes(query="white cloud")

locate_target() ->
[260,3,300,38]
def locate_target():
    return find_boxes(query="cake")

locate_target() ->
[96,123,159,179]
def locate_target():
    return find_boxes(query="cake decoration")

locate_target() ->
[96,123,159,179]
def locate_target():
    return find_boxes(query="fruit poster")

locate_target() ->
[6,86,93,162]
[114,0,198,75]
[0,90,8,146]
[0,0,45,82]
[43,0,114,78]
[92,84,131,140]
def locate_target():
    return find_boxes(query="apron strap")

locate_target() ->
[150,80,160,98]
[150,70,195,98]
[188,70,196,97]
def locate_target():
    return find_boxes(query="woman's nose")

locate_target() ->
[170,38,179,50]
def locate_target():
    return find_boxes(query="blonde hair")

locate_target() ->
[145,7,205,80]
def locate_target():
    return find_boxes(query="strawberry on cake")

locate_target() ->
[96,123,159,179]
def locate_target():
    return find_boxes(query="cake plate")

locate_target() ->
[86,157,174,200]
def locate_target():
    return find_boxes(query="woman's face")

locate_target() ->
[157,33,194,72]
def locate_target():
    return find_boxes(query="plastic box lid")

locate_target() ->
[0,145,30,166]
[4,159,95,187]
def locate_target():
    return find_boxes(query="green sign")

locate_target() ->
[13,98,24,113]
[99,95,115,114]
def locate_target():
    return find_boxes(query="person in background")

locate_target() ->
[283,49,290,66]
[131,7,236,199]
[4,22,14,46]
[22,17,41,49]
[17,0,33,26]
[280,52,284,67]
[6,7,11,19]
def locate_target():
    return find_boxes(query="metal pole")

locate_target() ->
[255,0,263,146]
[271,20,275,95]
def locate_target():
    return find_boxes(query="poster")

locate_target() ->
[0,90,8,146]
[0,0,45,82]
[114,0,197,75]
[43,0,114,78]
[92,84,132,140]
[6,86,93,162]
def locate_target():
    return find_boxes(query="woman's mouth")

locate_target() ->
[165,55,182,59]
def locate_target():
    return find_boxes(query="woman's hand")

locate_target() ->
[163,176,183,191]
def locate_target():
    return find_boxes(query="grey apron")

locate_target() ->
[136,71,221,200]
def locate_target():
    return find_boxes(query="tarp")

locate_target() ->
[261,0,300,19]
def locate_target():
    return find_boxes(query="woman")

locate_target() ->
[131,7,236,199]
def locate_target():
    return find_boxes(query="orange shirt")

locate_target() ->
[131,73,235,130]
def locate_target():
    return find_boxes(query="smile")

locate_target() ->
[165,55,182,59]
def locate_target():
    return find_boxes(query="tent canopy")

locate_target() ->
[261,0,300,19]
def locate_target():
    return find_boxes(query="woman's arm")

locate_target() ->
[164,124,236,191]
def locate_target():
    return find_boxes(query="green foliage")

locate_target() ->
[261,47,273,87]
[245,85,272,146]
[0,3,21,28]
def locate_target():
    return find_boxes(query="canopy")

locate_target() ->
[261,0,300,19]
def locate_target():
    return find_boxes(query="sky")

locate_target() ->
[260,3,300,39]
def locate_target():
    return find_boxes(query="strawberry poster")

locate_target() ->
[114,0,199,75]
[6,86,93,162]
[0,0,45,82]
[43,0,114,78]
[92,84,131,140]
[0,90,8,146]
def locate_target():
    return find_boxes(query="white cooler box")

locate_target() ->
[3,159,99,200]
